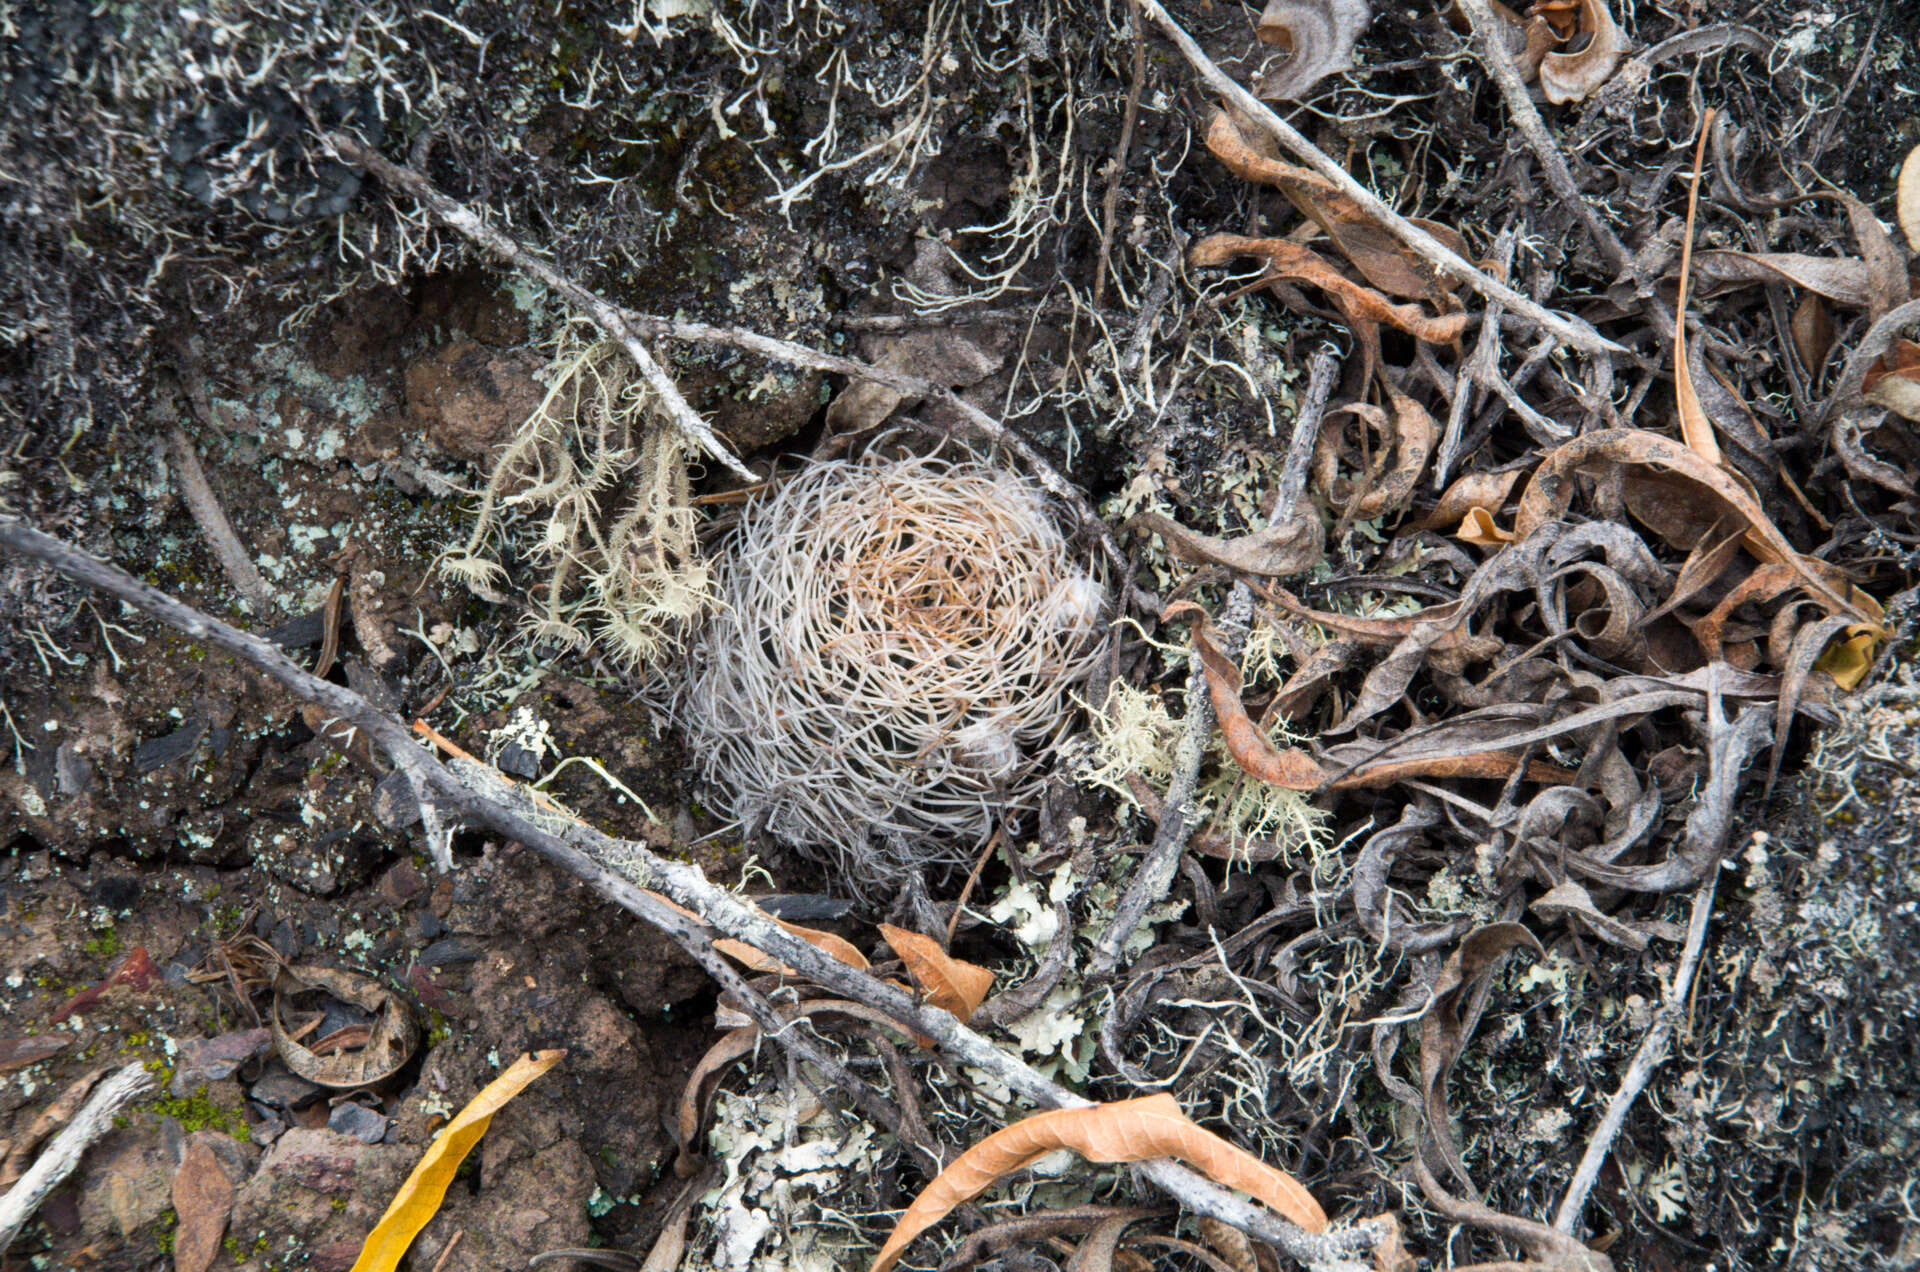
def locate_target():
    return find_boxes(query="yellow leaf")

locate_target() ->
[1673,108,1722,468]
[868,1094,1327,1272]
[878,924,993,1022]
[349,1050,565,1272]
[1813,625,1878,691]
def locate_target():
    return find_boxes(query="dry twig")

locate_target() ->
[1138,0,1625,358]
[167,427,273,615]
[0,1063,153,1247]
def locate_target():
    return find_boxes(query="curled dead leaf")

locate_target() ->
[1899,143,1920,253]
[1135,505,1325,577]
[1253,0,1374,100]
[867,1094,1328,1272]
[1421,469,1522,532]
[270,964,419,1090]
[1188,234,1469,346]
[1455,507,1515,546]
[1537,0,1622,105]
[1862,338,1920,423]
[879,924,994,1023]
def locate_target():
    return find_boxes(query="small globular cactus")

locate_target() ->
[679,447,1109,896]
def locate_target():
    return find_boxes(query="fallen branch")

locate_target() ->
[168,427,273,615]
[1552,863,1721,1237]
[0,1062,153,1247]
[320,133,753,482]
[0,518,1374,1270]
[1137,0,1625,358]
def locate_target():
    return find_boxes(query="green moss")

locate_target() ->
[155,1208,178,1253]
[150,1083,247,1137]
[82,927,123,959]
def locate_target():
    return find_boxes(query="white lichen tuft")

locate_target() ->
[678,447,1110,896]
[439,327,711,666]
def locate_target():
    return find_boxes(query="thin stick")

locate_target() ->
[168,427,273,615]
[1093,0,1149,309]
[1272,343,1340,515]
[0,518,1374,1270]
[321,133,753,482]
[1454,0,1629,275]
[0,1062,153,1246]
[1089,584,1251,981]
[1137,0,1625,357]
[1553,862,1721,1235]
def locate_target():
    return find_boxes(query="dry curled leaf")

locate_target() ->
[1515,428,1880,626]
[1863,338,1920,424]
[1189,234,1469,346]
[868,1094,1328,1272]
[1899,143,1920,253]
[350,1050,564,1272]
[270,964,420,1089]
[1689,250,1876,308]
[1421,469,1522,532]
[1253,0,1373,100]
[1455,506,1515,546]
[1537,0,1621,104]
[879,924,994,1022]
[1419,924,1544,1187]
[1134,506,1324,578]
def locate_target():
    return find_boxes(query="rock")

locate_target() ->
[404,340,545,467]
[76,1132,173,1245]
[229,1128,410,1254]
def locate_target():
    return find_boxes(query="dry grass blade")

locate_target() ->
[1673,107,1723,469]
[867,1094,1329,1272]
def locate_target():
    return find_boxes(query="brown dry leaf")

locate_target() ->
[1790,292,1835,375]
[879,924,994,1022]
[270,965,419,1090]
[350,1051,565,1272]
[172,1138,237,1272]
[1537,0,1622,104]
[1168,601,1330,790]
[1899,143,1920,253]
[1863,338,1920,423]
[0,1065,111,1190]
[1205,113,1466,306]
[867,1093,1328,1272]
[1314,387,1438,521]
[1134,506,1324,577]
[672,1027,761,1174]
[1189,234,1470,345]
[1672,108,1723,468]
[1689,250,1876,308]
[1530,879,1648,950]
[1455,507,1514,546]
[713,918,871,977]
[1837,191,1910,322]
[1421,470,1522,531]
[1419,924,1544,1187]
[1514,428,1880,625]
[1253,0,1374,100]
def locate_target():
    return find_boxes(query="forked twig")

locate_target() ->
[1137,0,1625,358]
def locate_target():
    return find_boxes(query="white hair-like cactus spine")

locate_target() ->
[679,448,1111,897]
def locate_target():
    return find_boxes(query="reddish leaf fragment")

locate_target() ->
[51,947,159,1023]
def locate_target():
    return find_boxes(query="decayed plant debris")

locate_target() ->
[3,2,1919,1272]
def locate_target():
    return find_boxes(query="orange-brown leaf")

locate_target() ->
[1188,234,1469,345]
[1166,602,1330,790]
[867,1094,1328,1272]
[714,919,871,977]
[1455,506,1515,546]
[1899,143,1920,253]
[879,924,993,1022]
[1673,108,1722,468]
